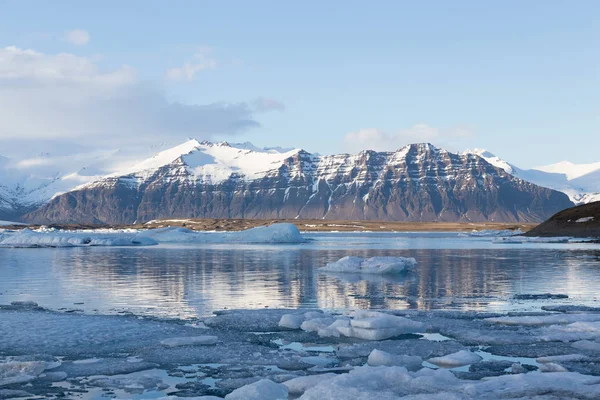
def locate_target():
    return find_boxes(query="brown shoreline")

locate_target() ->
[2,218,537,233]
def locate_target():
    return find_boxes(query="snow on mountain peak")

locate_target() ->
[463,148,516,175]
[534,160,600,180]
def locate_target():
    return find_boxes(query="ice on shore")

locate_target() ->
[283,373,336,396]
[160,336,218,347]
[280,310,424,341]
[0,223,305,248]
[469,229,522,237]
[224,379,288,400]
[4,306,600,398]
[367,349,423,370]
[0,360,50,386]
[320,256,417,275]
[427,350,483,367]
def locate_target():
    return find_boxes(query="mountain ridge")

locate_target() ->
[22,140,573,224]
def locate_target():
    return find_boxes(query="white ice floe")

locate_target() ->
[486,313,600,327]
[320,256,417,275]
[0,223,305,248]
[493,236,595,244]
[224,379,288,400]
[367,349,423,370]
[0,360,55,386]
[469,229,522,237]
[0,228,157,248]
[283,373,337,396]
[160,335,218,347]
[279,310,423,340]
[539,321,600,342]
[336,310,424,341]
[427,350,482,368]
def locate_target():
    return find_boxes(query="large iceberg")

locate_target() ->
[0,223,305,248]
[141,223,305,244]
[320,256,417,275]
[0,228,157,248]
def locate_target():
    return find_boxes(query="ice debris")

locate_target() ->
[224,379,288,400]
[427,350,483,368]
[320,256,417,275]
[160,336,219,347]
[279,310,424,340]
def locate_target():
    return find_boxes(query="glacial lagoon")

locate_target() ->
[2,231,600,399]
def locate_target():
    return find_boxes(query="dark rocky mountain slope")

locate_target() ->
[526,201,600,237]
[24,140,574,224]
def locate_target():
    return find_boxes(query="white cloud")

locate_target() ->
[63,29,90,46]
[166,49,217,81]
[342,124,474,153]
[0,46,269,151]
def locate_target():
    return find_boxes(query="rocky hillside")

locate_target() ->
[525,201,600,237]
[24,140,573,224]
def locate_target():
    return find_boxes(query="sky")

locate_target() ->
[0,0,599,168]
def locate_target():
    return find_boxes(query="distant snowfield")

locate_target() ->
[3,304,600,398]
[466,149,600,204]
[0,223,305,247]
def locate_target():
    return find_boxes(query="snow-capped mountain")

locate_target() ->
[23,140,572,224]
[465,149,600,204]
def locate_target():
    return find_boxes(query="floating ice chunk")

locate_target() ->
[301,317,336,333]
[486,313,600,327]
[539,362,569,373]
[464,371,600,398]
[224,379,288,400]
[0,361,47,386]
[320,256,417,275]
[144,223,305,244]
[335,311,424,341]
[572,340,600,352]
[540,321,600,342]
[316,318,350,338]
[469,229,522,237]
[537,354,590,364]
[367,349,423,370]
[427,350,482,368]
[279,314,305,329]
[0,228,157,248]
[87,374,169,394]
[299,365,461,399]
[160,335,218,347]
[283,373,336,396]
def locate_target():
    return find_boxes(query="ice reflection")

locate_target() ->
[0,235,600,318]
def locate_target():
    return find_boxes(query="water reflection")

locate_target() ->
[1,235,600,318]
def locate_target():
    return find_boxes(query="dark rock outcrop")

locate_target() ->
[525,201,600,237]
[24,143,574,224]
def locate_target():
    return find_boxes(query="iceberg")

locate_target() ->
[142,223,305,244]
[0,223,305,248]
[320,256,417,275]
[0,228,157,248]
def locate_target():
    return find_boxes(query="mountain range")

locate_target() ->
[3,139,576,224]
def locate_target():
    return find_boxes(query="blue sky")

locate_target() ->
[1,0,598,167]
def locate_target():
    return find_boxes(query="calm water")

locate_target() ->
[1,232,600,319]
